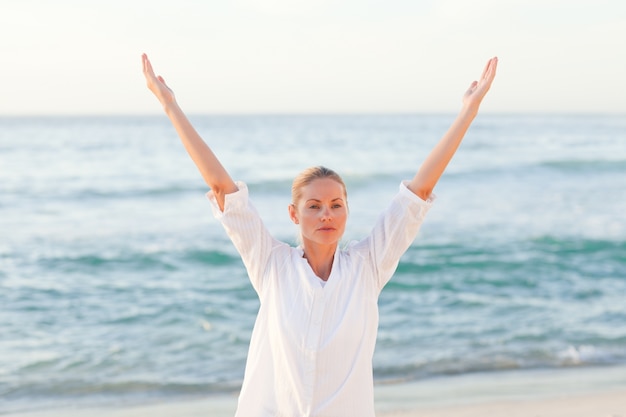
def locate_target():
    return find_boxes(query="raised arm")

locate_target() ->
[142,53,238,211]
[408,57,498,200]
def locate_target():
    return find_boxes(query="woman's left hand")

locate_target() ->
[142,53,177,109]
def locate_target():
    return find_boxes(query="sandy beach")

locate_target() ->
[382,389,626,417]
[5,365,625,417]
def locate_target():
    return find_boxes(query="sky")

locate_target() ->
[1,0,625,115]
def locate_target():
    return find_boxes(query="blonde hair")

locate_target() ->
[291,166,347,205]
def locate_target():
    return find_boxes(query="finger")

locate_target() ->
[142,53,149,74]
[466,80,478,95]
[479,57,494,81]
[483,57,498,81]
[463,81,477,100]
[142,54,156,79]
[480,58,491,80]
[490,57,498,79]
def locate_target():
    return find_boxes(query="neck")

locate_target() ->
[302,242,336,281]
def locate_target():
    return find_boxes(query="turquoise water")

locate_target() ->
[1,114,625,412]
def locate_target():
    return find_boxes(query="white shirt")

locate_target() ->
[208,181,433,417]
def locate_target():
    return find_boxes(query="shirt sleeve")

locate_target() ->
[206,181,282,295]
[361,181,434,292]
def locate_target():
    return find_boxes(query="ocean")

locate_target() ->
[1,113,625,413]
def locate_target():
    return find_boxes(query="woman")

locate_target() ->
[142,53,497,417]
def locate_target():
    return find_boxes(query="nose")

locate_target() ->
[320,206,332,221]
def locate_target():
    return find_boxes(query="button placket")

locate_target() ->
[302,288,326,404]
[306,289,326,350]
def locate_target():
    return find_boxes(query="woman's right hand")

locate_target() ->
[461,56,498,112]
[142,53,176,108]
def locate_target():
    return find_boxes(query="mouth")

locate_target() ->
[318,227,336,232]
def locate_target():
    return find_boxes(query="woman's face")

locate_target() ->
[289,178,348,248]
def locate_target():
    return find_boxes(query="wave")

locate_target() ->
[539,159,626,173]
[424,159,626,183]
[376,234,626,383]
[55,184,207,201]
[374,344,626,383]
[35,251,177,273]
[28,247,243,278]
[393,235,626,279]
[4,346,626,415]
